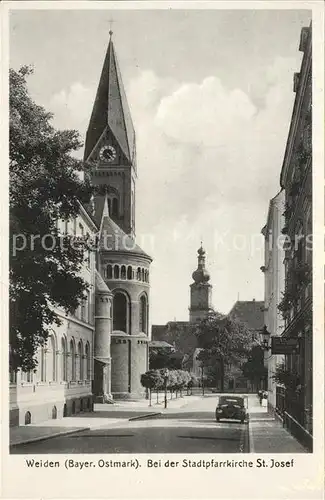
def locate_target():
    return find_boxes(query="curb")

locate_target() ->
[247,420,254,453]
[128,412,162,421]
[10,427,90,448]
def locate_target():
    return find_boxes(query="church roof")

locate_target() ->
[228,300,264,331]
[84,34,136,163]
[98,195,151,260]
[95,269,111,294]
[149,340,174,349]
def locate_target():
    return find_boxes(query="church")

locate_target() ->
[10,31,151,426]
[84,30,152,401]
[151,244,215,373]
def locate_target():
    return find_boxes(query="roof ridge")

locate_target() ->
[111,42,132,160]
[99,214,152,259]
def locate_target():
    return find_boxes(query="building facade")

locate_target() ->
[227,299,265,392]
[10,32,153,426]
[261,190,285,412]
[10,205,97,426]
[277,25,312,450]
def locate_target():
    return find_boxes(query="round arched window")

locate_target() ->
[113,293,128,332]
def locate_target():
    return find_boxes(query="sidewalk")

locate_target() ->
[108,393,202,411]
[247,395,308,453]
[10,393,200,447]
[10,415,128,447]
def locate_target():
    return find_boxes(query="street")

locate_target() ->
[11,395,249,454]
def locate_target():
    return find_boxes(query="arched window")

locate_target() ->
[137,267,141,280]
[114,265,120,279]
[113,292,128,332]
[141,268,145,281]
[70,339,76,381]
[40,346,46,382]
[85,342,91,380]
[61,338,67,382]
[107,264,113,279]
[139,295,147,334]
[112,198,119,217]
[78,341,83,381]
[127,266,132,280]
[121,265,126,280]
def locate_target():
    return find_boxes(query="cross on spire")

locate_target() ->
[108,18,115,38]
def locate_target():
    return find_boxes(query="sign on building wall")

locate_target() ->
[271,337,300,354]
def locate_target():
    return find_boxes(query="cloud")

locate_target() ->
[48,82,94,156]
[128,59,297,321]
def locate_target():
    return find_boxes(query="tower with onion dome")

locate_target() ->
[189,244,214,323]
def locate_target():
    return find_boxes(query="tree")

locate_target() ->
[193,313,251,392]
[140,370,163,406]
[272,362,301,393]
[242,346,268,391]
[149,346,183,370]
[9,66,93,371]
[187,373,199,395]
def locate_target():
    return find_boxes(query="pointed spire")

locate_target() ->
[102,193,110,218]
[99,193,110,238]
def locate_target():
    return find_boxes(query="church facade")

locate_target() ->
[10,32,151,426]
[84,31,152,400]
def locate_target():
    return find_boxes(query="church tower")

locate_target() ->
[84,30,136,238]
[84,31,152,400]
[189,245,214,323]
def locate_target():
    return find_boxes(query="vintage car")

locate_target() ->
[215,395,249,424]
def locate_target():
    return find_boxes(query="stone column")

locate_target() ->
[94,277,113,402]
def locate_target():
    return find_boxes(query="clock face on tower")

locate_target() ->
[99,145,117,162]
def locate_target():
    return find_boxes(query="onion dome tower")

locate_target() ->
[189,244,214,323]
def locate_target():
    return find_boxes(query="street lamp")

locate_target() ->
[163,368,169,409]
[260,325,271,351]
[259,326,271,391]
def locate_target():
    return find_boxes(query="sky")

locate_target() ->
[9,8,311,325]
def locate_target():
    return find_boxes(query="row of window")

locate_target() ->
[106,264,149,283]
[16,336,91,384]
[74,291,92,324]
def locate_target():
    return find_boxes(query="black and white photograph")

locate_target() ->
[1,2,324,499]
